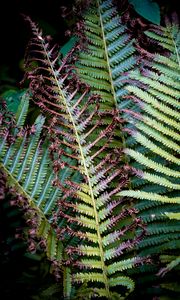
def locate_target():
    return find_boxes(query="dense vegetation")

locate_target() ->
[0,0,179,299]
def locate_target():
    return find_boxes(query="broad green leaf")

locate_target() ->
[2,89,26,113]
[129,0,160,25]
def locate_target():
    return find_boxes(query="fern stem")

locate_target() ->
[97,0,118,109]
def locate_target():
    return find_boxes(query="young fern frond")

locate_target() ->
[23,17,146,299]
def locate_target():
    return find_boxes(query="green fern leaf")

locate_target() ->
[77,0,136,110]
[165,212,180,220]
[0,95,64,276]
[119,20,180,288]
[22,13,142,298]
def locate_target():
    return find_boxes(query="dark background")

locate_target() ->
[0,0,73,89]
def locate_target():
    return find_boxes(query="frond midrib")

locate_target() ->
[96,0,130,167]
[97,0,117,109]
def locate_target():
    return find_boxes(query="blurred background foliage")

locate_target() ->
[0,0,179,299]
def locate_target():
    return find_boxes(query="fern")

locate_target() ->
[2,2,179,298]
[75,3,180,295]
[0,94,65,278]
[21,16,148,299]
[117,18,180,296]
[76,0,136,111]
[73,1,180,297]
[119,22,180,196]
[119,18,180,210]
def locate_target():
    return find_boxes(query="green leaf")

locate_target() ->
[165,213,180,220]
[129,0,160,25]
[121,21,180,297]
[1,89,26,113]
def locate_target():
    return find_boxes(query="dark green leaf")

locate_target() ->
[129,0,160,25]
[1,90,26,113]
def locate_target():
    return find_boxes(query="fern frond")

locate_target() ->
[146,24,180,64]
[118,21,180,290]
[77,0,136,110]
[124,149,180,178]
[119,21,180,196]
[107,257,142,274]
[0,95,64,267]
[165,212,180,220]
[22,14,143,298]
[137,232,180,249]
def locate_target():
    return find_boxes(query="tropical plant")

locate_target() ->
[23,12,149,298]
[119,15,180,251]
[74,1,180,297]
[118,15,180,298]
[0,0,179,299]
[0,19,143,299]
[76,0,136,111]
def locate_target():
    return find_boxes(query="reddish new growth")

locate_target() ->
[22,16,148,277]
[0,99,16,145]
[0,170,6,201]
[9,188,40,252]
